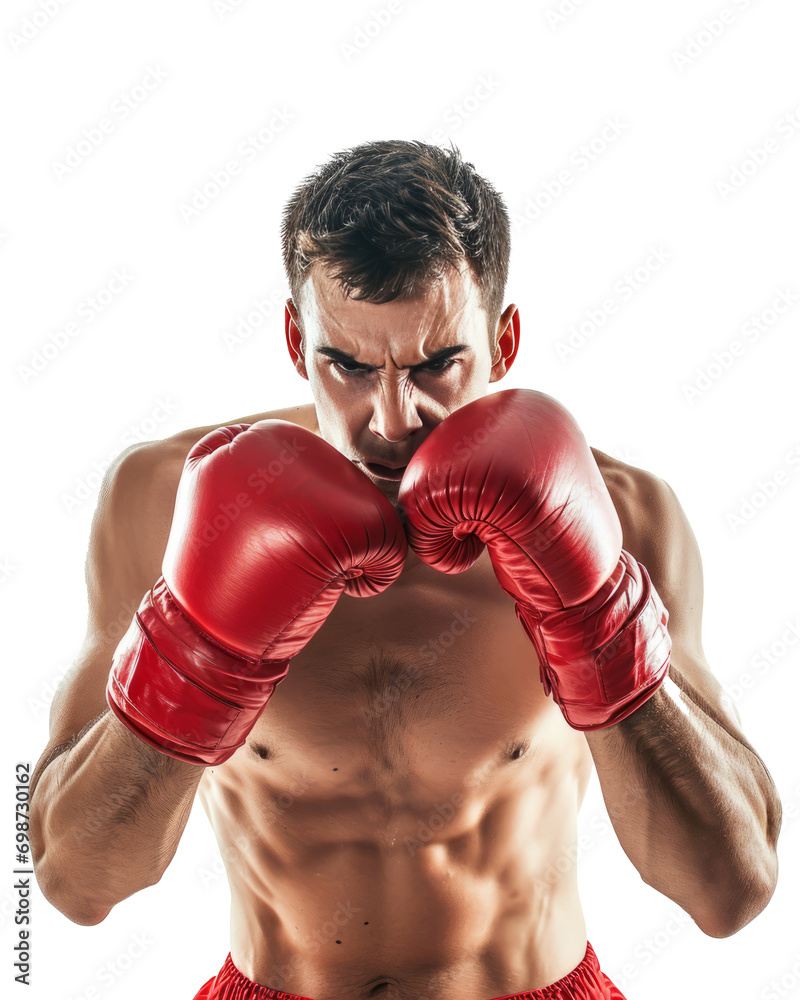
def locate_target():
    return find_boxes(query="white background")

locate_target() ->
[2,0,799,998]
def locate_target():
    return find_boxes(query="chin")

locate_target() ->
[374,477,401,502]
[378,481,406,515]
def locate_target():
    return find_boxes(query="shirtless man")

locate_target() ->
[29,140,781,1000]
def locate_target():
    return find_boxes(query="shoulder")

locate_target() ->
[169,403,319,450]
[159,401,319,459]
[590,448,679,543]
[88,401,318,629]
[105,399,319,509]
[110,402,319,501]
[590,447,703,649]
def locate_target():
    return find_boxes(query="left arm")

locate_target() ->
[586,457,781,937]
[399,389,782,939]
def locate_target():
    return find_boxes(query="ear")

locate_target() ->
[284,299,308,380]
[489,304,520,382]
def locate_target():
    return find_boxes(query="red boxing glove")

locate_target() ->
[107,421,407,765]
[398,390,671,730]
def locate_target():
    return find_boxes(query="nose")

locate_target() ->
[369,380,423,443]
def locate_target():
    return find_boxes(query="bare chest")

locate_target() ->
[231,550,580,805]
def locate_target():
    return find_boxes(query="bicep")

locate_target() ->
[32,444,179,797]
[625,476,705,658]
[606,465,748,736]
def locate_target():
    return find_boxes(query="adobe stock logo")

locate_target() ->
[420,409,502,494]
[18,268,135,386]
[212,0,253,18]
[60,397,180,514]
[425,75,502,147]
[721,616,800,708]
[221,287,284,354]
[545,0,593,30]
[513,117,627,230]
[716,104,800,201]
[177,111,295,222]
[556,245,672,362]
[339,1,414,63]
[185,436,308,557]
[51,65,169,180]
[682,288,798,402]
[7,0,74,52]
[725,442,800,534]
[671,0,760,73]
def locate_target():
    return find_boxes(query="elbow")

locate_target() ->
[31,815,163,926]
[34,846,165,925]
[34,854,117,927]
[694,854,779,938]
[59,900,114,927]
[30,819,113,926]
[695,899,765,939]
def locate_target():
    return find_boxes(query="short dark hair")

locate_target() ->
[281,139,511,342]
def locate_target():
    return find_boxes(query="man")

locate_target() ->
[29,139,781,1000]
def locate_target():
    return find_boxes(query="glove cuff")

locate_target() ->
[517,551,671,730]
[106,578,288,765]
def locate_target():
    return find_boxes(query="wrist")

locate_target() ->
[106,578,288,765]
[516,553,671,730]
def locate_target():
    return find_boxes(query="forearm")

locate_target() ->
[30,708,204,925]
[585,665,781,937]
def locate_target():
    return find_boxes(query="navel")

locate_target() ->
[507,742,529,761]
[249,741,272,760]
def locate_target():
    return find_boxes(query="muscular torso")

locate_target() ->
[151,403,629,1000]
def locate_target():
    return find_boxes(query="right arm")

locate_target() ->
[29,443,203,926]
[30,421,407,926]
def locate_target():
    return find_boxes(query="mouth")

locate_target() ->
[362,461,408,481]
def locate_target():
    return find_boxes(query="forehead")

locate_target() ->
[297,264,488,356]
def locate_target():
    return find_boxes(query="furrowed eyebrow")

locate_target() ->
[315,344,469,370]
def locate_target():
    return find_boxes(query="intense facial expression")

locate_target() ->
[286,264,513,502]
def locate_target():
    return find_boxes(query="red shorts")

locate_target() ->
[191,941,627,999]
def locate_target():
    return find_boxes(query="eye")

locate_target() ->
[332,360,369,377]
[330,357,457,378]
[418,358,456,374]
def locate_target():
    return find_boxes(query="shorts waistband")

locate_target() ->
[193,941,621,1000]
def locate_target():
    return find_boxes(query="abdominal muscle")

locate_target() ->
[197,549,594,1000]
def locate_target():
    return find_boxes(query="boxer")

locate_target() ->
[29,140,780,1000]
